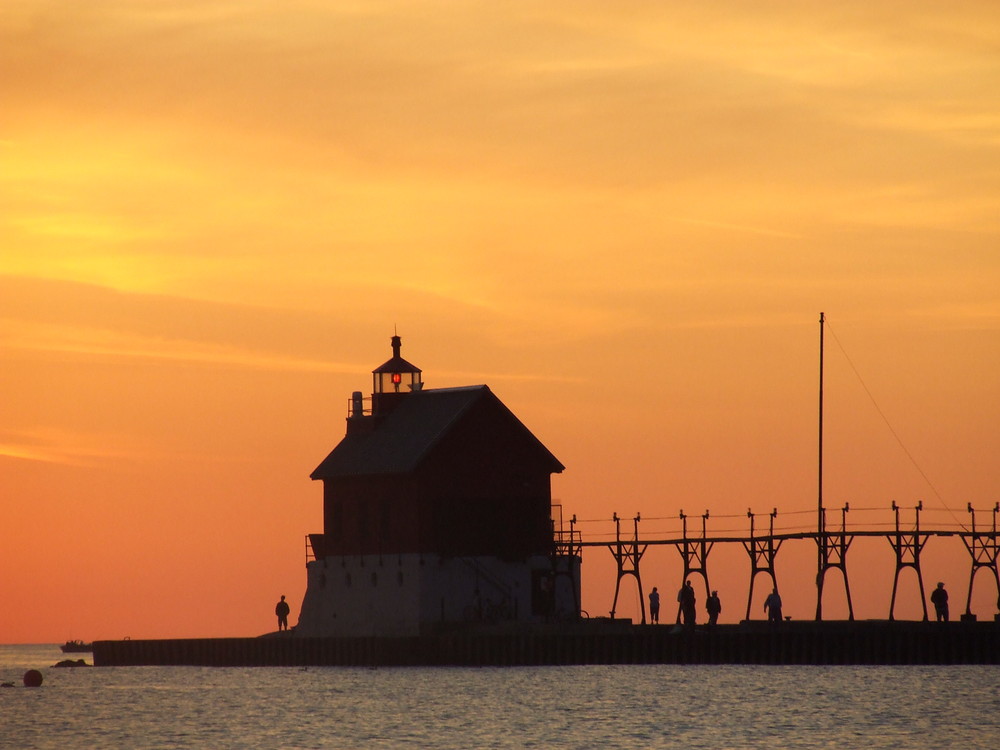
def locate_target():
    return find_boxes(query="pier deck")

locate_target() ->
[94,620,1000,667]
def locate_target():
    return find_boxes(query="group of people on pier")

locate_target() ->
[644,580,954,626]
[647,581,726,626]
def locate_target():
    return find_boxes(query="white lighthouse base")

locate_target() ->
[295,553,580,638]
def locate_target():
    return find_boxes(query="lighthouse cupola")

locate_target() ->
[371,334,422,414]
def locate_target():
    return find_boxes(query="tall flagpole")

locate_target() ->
[816,311,825,620]
[818,311,824,530]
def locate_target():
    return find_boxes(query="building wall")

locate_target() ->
[296,554,423,637]
[321,475,424,556]
[295,553,581,637]
[419,398,556,558]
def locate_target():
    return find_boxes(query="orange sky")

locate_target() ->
[2,1,999,642]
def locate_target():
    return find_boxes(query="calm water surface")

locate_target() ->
[2,644,998,748]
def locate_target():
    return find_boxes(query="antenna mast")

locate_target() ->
[818,312,825,534]
[816,311,825,619]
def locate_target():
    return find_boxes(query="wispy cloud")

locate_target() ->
[0,428,142,467]
[1,319,359,374]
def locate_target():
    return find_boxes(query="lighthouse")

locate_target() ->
[296,335,580,637]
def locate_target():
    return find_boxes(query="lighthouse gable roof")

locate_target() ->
[310,385,563,479]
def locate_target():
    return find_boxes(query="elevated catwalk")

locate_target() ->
[94,620,999,667]
[579,502,1000,625]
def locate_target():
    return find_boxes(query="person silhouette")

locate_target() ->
[764,588,782,624]
[678,580,697,626]
[706,590,722,626]
[649,587,660,624]
[275,595,291,631]
[930,582,949,622]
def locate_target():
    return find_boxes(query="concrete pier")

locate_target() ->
[94,620,1000,667]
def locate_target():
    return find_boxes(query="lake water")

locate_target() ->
[2,644,998,748]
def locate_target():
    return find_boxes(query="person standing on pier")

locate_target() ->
[706,590,722,626]
[275,595,291,631]
[649,587,660,624]
[764,588,782,624]
[930,582,949,622]
[678,580,697,626]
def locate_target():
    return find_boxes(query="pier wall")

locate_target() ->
[94,621,999,667]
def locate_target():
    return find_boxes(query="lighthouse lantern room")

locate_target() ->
[372,334,422,403]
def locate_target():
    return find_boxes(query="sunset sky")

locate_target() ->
[3,1,999,642]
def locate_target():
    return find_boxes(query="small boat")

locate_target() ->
[60,640,93,653]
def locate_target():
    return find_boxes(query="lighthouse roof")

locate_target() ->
[372,355,421,374]
[310,385,563,479]
[372,334,422,374]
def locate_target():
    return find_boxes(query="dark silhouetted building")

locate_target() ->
[296,336,580,636]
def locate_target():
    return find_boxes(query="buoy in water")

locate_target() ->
[23,669,43,687]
